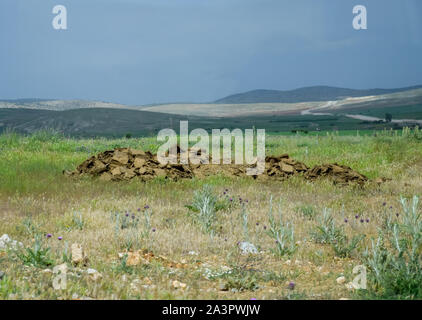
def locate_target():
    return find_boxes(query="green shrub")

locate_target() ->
[362,196,422,299]
[16,235,55,268]
[312,209,363,258]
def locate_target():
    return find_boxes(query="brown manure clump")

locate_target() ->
[305,163,368,185]
[65,148,193,182]
[65,148,369,185]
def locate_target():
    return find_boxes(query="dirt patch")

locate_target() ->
[65,147,369,185]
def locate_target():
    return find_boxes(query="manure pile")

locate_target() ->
[65,147,369,185]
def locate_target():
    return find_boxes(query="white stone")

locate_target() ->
[71,243,86,265]
[86,268,102,281]
[336,276,346,284]
[238,241,258,254]
[0,234,23,251]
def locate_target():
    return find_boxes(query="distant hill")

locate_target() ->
[0,99,141,111]
[214,85,422,104]
[0,108,198,137]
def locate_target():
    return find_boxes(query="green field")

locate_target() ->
[1,129,422,300]
[1,107,415,139]
[339,104,422,120]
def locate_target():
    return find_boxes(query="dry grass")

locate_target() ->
[0,130,421,300]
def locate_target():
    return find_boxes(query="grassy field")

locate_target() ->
[1,107,413,139]
[1,129,422,300]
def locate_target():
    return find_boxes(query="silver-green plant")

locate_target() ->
[188,185,217,234]
[362,195,422,298]
[240,203,249,242]
[71,212,85,230]
[266,196,296,257]
[312,208,363,258]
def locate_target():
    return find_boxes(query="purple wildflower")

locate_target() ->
[144,205,149,209]
[152,228,156,232]
[344,218,348,223]
[360,219,364,223]
[355,214,359,219]
[58,236,63,241]
[288,281,295,290]
[366,218,370,223]
[46,233,52,239]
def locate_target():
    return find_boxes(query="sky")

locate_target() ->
[1,0,422,105]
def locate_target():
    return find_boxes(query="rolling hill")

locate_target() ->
[0,108,199,137]
[1,85,421,137]
[0,99,142,111]
[214,85,422,104]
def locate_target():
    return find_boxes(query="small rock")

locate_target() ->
[238,242,258,254]
[0,234,23,251]
[284,260,291,265]
[72,293,79,300]
[42,269,53,275]
[336,276,346,284]
[188,251,199,256]
[172,280,187,289]
[71,243,87,265]
[219,282,229,291]
[86,268,102,281]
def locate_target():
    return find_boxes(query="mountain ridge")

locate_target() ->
[2,85,422,108]
[214,85,422,104]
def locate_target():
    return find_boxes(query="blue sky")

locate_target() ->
[1,0,422,105]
